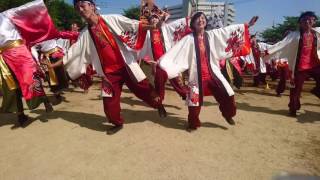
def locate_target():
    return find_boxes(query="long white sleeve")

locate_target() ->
[159,35,194,79]
[207,24,250,65]
[263,31,300,72]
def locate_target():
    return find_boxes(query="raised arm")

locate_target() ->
[207,16,258,59]
[206,23,250,62]
[58,31,80,41]
[262,31,300,67]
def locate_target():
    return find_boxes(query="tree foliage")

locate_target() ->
[261,16,320,43]
[122,5,140,20]
[0,0,32,12]
[46,0,84,30]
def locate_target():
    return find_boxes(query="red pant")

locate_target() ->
[155,66,187,101]
[103,68,161,126]
[276,66,289,95]
[289,66,320,112]
[253,73,267,86]
[151,29,186,102]
[188,78,236,129]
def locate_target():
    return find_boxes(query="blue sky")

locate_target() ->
[67,0,320,33]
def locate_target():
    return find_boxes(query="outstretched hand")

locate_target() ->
[248,16,259,27]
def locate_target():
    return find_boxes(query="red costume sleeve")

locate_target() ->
[59,31,79,41]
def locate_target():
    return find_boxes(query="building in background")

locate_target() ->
[166,0,235,29]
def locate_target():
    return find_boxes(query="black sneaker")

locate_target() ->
[289,110,297,117]
[186,126,197,133]
[17,114,28,126]
[310,88,320,99]
[106,125,123,135]
[225,118,235,125]
[44,102,53,113]
[158,105,167,118]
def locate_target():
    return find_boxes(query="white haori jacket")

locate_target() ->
[56,38,70,54]
[0,13,22,46]
[139,17,191,60]
[241,50,264,74]
[242,42,272,74]
[263,28,320,78]
[37,39,59,53]
[159,24,250,106]
[63,14,149,97]
[257,42,273,73]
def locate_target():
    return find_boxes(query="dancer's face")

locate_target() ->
[75,1,96,21]
[300,16,316,31]
[71,23,79,32]
[150,17,160,25]
[194,14,207,33]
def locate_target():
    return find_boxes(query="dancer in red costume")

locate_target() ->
[140,0,189,102]
[264,11,320,117]
[62,0,167,134]
[0,0,59,125]
[159,12,258,132]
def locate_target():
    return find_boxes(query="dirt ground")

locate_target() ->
[0,78,319,180]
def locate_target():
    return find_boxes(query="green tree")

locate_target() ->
[261,16,320,43]
[46,0,84,30]
[0,0,32,12]
[0,0,83,30]
[122,5,140,20]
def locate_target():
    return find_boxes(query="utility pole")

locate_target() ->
[223,0,229,26]
[196,0,198,12]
